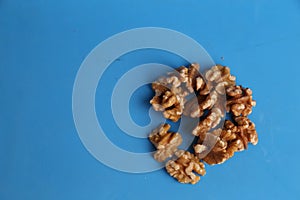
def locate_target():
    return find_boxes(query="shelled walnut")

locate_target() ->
[165,150,206,184]
[150,82,185,122]
[234,116,258,146]
[186,63,211,95]
[183,65,235,119]
[183,90,219,118]
[205,65,236,84]
[170,63,210,94]
[149,124,182,162]
[205,65,236,95]
[226,85,256,116]
[194,118,258,165]
[150,63,211,121]
[192,107,224,136]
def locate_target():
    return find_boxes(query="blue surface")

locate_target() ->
[1,0,300,199]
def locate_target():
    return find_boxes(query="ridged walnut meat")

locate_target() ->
[192,107,224,136]
[150,82,185,122]
[183,65,235,119]
[150,63,210,121]
[183,90,219,118]
[175,63,210,95]
[226,85,256,116]
[194,118,258,165]
[234,116,258,146]
[205,65,236,95]
[149,124,182,162]
[166,150,206,184]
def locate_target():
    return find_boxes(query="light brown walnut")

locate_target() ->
[235,116,258,146]
[194,117,258,165]
[186,63,211,95]
[150,83,184,122]
[165,150,206,184]
[183,90,219,118]
[226,85,256,116]
[184,65,234,124]
[205,65,236,95]
[192,107,223,136]
[194,129,229,165]
[149,124,182,162]
[150,63,213,121]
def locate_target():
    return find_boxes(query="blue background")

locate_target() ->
[1,0,300,199]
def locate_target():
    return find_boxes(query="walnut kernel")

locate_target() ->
[166,150,206,184]
[149,124,182,162]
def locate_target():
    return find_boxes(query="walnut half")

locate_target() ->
[192,107,224,136]
[149,124,182,162]
[194,117,258,165]
[226,85,256,116]
[150,63,211,122]
[205,64,236,95]
[166,150,206,184]
[150,83,184,122]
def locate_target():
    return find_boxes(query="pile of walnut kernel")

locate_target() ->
[149,63,258,184]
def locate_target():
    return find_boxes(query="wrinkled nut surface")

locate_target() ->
[176,63,210,94]
[150,82,185,122]
[194,129,229,165]
[149,124,182,162]
[226,85,256,116]
[234,116,258,146]
[192,107,223,136]
[166,150,206,184]
[195,117,258,165]
[183,65,235,119]
[150,64,195,122]
[150,63,211,121]
[183,90,219,118]
[205,65,236,95]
